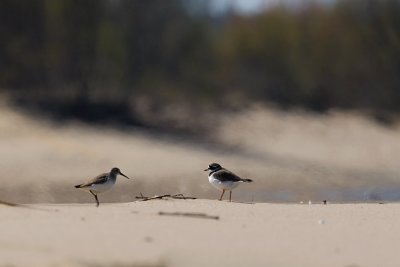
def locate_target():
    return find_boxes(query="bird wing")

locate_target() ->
[212,169,243,182]
[76,173,108,188]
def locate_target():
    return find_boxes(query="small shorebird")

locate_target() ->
[74,167,130,207]
[205,163,253,202]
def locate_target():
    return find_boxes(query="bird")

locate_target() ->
[74,167,130,207]
[204,163,253,202]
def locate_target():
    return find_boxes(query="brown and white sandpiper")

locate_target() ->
[74,167,130,207]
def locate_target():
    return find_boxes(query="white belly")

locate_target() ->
[86,179,115,194]
[208,175,240,191]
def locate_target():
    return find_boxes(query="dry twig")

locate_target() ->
[136,193,197,201]
[0,199,57,212]
[0,199,21,207]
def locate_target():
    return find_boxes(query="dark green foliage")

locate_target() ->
[220,0,400,112]
[1,0,400,127]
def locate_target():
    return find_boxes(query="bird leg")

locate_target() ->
[229,191,232,202]
[94,195,99,207]
[219,190,225,201]
[90,190,99,207]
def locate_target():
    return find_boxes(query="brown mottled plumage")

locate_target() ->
[75,167,130,207]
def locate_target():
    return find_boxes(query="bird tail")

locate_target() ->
[74,184,82,188]
[242,178,253,183]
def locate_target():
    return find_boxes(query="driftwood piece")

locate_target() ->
[136,193,197,201]
[137,194,171,201]
[0,199,57,212]
[158,211,219,220]
[0,199,21,207]
[169,194,197,200]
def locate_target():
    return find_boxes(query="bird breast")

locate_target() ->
[90,177,116,193]
[208,174,240,191]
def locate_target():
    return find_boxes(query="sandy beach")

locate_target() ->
[1,200,400,267]
[1,101,400,204]
[2,2,400,266]
[1,101,400,266]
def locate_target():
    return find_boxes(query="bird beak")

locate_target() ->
[204,168,210,171]
[119,172,130,179]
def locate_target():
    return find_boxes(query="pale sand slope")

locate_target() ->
[2,99,400,203]
[1,200,400,267]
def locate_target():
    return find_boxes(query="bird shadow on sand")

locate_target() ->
[81,260,167,267]
[229,200,256,204]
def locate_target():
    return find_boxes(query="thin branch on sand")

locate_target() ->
[0,199,57,212]
[136,193,197,201]
[0,199,21,207]
[158,211,219,220]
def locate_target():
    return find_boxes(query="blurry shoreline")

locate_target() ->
[1,98,400,204]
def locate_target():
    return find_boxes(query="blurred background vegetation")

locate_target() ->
[1,0,400,133]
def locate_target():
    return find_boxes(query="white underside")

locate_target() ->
[79,179,116,194]
[208,174,240,191]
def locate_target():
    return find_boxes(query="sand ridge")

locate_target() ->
[1,103,400,203]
